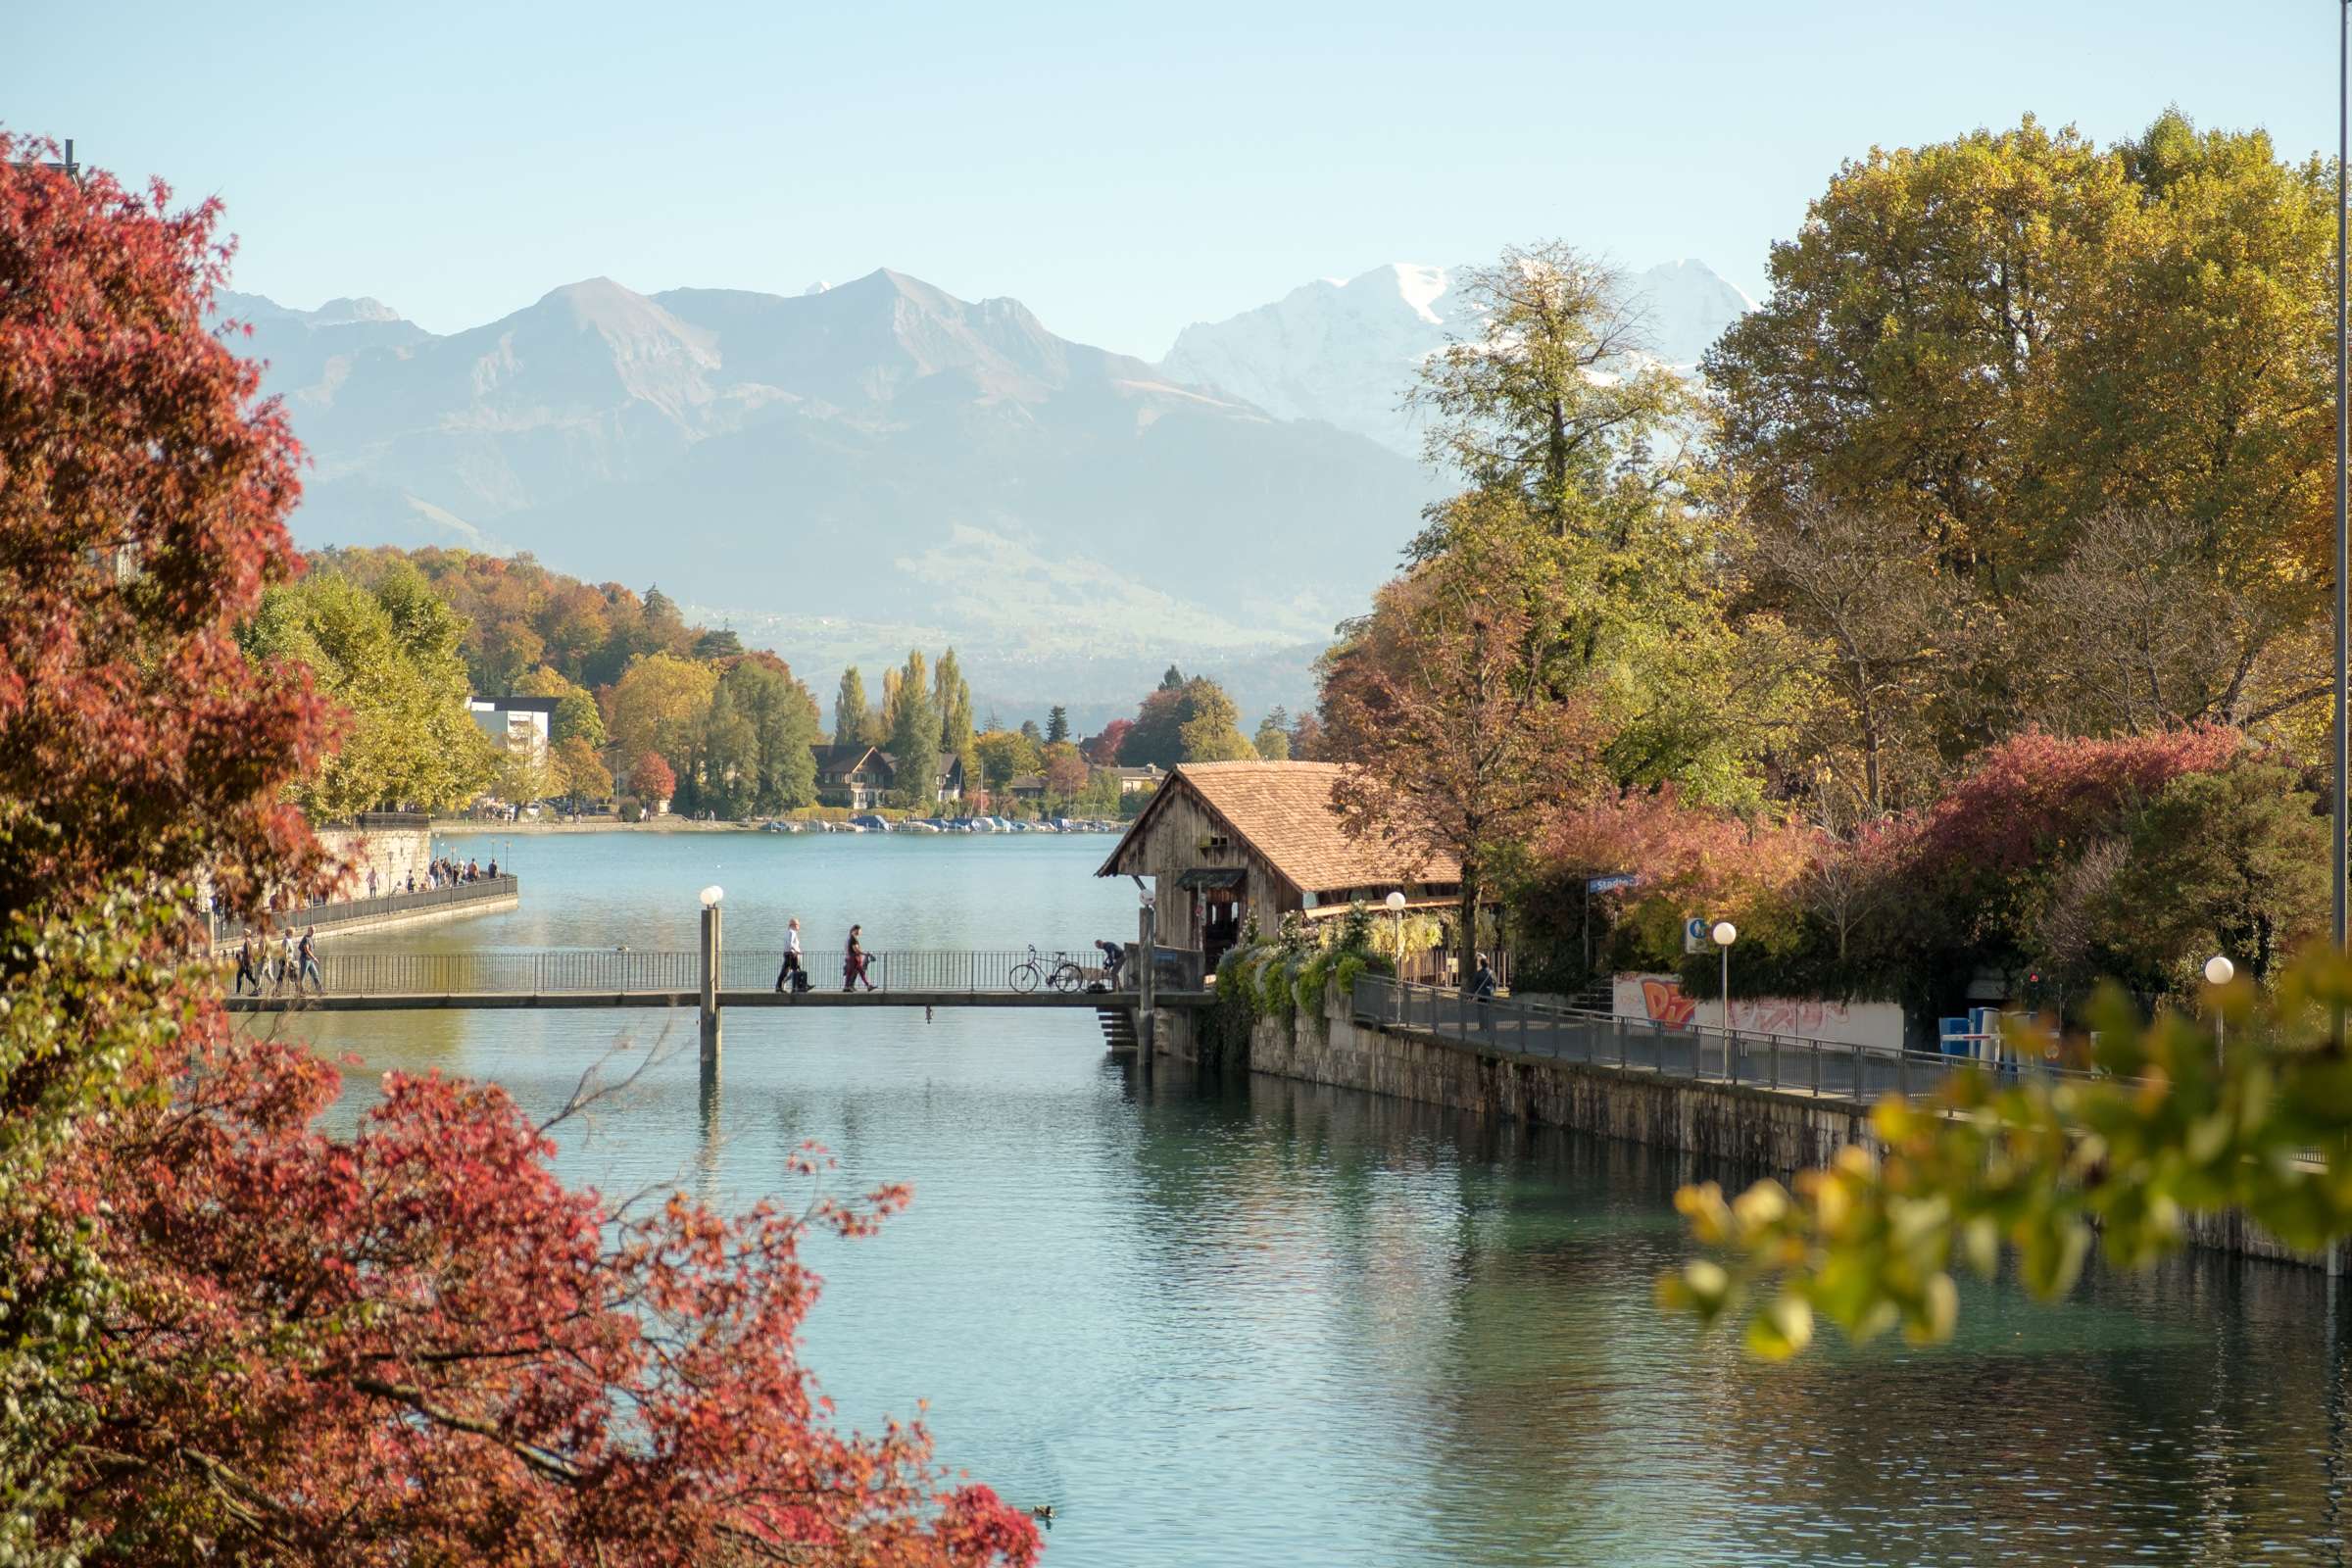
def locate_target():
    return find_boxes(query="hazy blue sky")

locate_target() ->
[4,0,2339,355]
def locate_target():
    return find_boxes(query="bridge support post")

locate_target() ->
[1137,896,1156,1075]
[699,887,723,1077]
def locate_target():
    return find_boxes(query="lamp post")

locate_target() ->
[698,885,724,1075]
[1711,920,1739,1037]
[1386,889,1407,977]
[2337,0,2349,1001]
[2205,954,2235,1064]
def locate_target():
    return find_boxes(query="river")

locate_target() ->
[283,829,2352,1566]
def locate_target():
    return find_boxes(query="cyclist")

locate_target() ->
[1097,939,1127,989]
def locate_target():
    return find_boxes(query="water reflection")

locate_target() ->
[267,832,2352,1565]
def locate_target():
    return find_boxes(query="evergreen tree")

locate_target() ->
[1160,664,1185,691]
[1046,706,1069,744]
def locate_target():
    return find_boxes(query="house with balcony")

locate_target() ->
[811,744,965,808]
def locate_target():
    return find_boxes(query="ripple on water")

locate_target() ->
[288,831,2352,1567]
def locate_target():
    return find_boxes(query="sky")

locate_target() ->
[5,0,2342,358]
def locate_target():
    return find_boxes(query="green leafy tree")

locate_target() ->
[553,733,612,806]
[1411,241,1691,542]
[241,569,493,816]
[698,679,760,817]
[517,665,608,750]
[886,651,941,808]
[1075,767,1121,816]
[1711,112,2336,767]
[1321,504,1604,980]
[692,626,744,662]
[973,729,1042,796]
[1120,675,1253,768]
[715,655,821,811]
[1253,710,1293,760]
[834,666,870,747]
[1177,684,1254,762]
[609,653,716,787]
[1664,950,2352,1366]
[934,648,976,774]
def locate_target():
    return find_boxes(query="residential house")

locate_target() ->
[811,744,965,809]
[1006,772,1049,805]
[1111,764,1165,796]
[1097,761,1461,970]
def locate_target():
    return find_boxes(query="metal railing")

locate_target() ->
[221,946,1171,998]
[212,876,518,946]
[1349,975,2108,1102]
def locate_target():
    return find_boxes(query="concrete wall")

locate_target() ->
[1183,988,2328,1272]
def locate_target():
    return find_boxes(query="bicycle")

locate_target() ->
[1008,946,1088,994]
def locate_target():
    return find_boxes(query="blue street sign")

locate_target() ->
[1586,872,1641,894]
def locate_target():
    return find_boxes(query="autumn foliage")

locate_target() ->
[0,138,1035,1565]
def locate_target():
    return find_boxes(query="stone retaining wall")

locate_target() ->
[1166,990,2328,1272]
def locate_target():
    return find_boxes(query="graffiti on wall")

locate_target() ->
[1613,974,1903,1051]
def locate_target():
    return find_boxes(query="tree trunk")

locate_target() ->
[1456,863,1481,992]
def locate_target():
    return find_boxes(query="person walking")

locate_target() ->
[273,931,297,994]
[774,917,806,994]
[296,929,323,995]
[233,934,262,996]
[843,924,877,992]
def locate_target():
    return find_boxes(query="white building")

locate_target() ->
[467,696,558,764]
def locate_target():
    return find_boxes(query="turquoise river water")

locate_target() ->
[274,829,2352,1567]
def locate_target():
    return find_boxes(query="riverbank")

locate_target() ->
[1177,979,2333,1273]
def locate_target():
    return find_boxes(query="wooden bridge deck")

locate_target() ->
[225,989,1213,1014]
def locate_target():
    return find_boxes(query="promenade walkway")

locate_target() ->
[212,875,519,950]
[1349,975,2093,1104]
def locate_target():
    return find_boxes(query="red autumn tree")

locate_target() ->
[1320,503,1602,979]
[630,749,678,805]
[0,139,1036,1567]
[1084,718,1132,766]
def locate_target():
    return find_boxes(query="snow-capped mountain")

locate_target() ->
[1158,259,1756,457]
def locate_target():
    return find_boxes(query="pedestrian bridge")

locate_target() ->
[222,947,1211,1014]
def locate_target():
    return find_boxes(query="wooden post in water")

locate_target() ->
[1137,895,1156,1074]
[698,886,723,1077]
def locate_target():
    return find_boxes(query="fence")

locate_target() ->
[213,875,518,946]
[227,945,1172,998]
[1348,975,2107,1103]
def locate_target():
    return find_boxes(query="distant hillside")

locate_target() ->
[224,270,1439,714]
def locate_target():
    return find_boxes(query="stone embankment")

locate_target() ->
[1150,985,2329,1272]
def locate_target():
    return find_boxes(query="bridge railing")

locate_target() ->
[241,947,1139,997]
[1348,975,2110,1102]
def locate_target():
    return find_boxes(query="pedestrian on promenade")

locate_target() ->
[233,934,262,996]
[367,868,378,898]
[775,917,806,994]
[486,858,499,880]
[1470,953,1496,1036]
[297,929,323,995]
[843,925,876,992]
[274,931,297,993]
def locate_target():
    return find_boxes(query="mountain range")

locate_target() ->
[225,258,1753,720]
[1158,259,1756,457]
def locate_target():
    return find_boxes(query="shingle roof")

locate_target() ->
[1100,760,1458,896]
